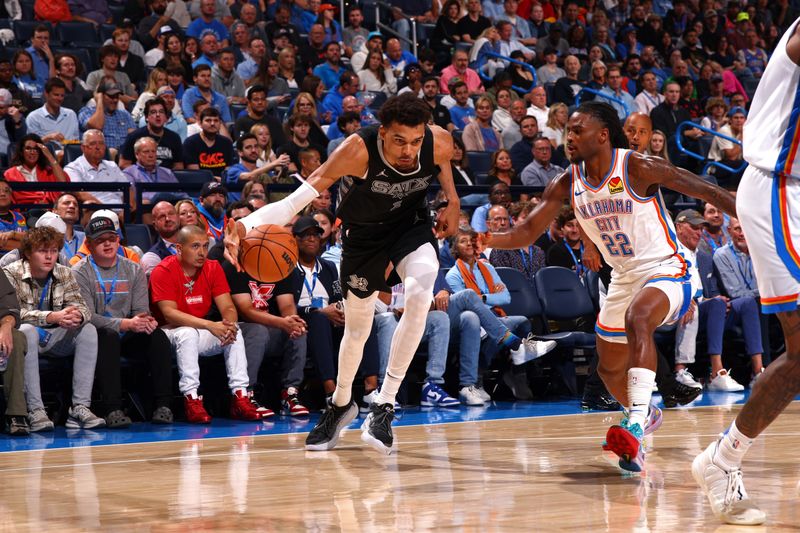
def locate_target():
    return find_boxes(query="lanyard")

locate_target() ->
[37,276,51,311]
[702,230,723,252]
[64,236,77,258]
[518,246,534,275]
[300,262,320,299]
[89,257,119,307]
[734,251,753,290]
[563,239,584,276]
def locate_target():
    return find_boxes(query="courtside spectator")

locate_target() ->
[7,227,105,431]
[139,201,180,275]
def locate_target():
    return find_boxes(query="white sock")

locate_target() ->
[331,292,379,408]
[714,420,754,471]
[627,367,656,430]
[377,245,438,406]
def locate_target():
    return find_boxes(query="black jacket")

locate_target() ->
[286,257,343,319]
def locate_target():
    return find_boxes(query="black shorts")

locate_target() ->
[339,217,437,298]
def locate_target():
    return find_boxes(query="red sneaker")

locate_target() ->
[248,390,275,419]
[281,387,310,416]
[184,395,211,424]
[230,390,261,421]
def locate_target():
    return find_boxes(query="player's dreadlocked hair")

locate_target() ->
[575,101,630,149]
[378,93,433,128]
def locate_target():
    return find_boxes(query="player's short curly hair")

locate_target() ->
[21,227,64,260]
[378,93,432,128]
[575,101,630,150]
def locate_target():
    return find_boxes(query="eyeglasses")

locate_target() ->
[148,109,166,115]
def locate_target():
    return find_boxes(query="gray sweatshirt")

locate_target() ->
[72,255,150,333]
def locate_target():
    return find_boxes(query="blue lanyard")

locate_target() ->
[702,230,722,252]
[734,251,753,290]
[301,262,319,299]
[37,276,51,310]
[89,257,119,307]
[518,246,534,275]
[64,236,77,258]
[563,238,584,276]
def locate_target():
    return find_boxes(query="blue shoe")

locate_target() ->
[605,419,645,473]
[421,382,460,408]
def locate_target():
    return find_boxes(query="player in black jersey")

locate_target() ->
[224,93,460,454]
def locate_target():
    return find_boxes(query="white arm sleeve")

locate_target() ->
[239,180,321,232]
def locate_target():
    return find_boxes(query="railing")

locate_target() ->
[574,87,631,117]
[10,182,132,221]
[374,1,417,53]
[675,121,748,176]
[476,51,538,95]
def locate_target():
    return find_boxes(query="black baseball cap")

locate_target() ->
[200,181,228,198]
[292,215,324,236]
[86,216,117,239]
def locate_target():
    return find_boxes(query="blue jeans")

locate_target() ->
[374,310,450,383]
[704,296,763,356]
[446,290,530,386]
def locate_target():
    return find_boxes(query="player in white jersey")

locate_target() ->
[693,18,800,527]
[489,101,736,473]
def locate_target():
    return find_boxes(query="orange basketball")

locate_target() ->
[240,224,298,282]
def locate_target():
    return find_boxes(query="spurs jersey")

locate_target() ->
[571,149,686,278]
[743,16,800,178]
[336,125,439,226]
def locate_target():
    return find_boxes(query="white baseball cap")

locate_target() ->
[36,212,67,234]
[90,209,120,230]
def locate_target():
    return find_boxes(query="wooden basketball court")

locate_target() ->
[0,399,799,531]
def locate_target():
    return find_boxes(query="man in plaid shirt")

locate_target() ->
[2,227,105,432]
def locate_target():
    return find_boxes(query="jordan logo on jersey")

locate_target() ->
[608,177,624,195]
[370,175,432,199]
[347,275,369,292]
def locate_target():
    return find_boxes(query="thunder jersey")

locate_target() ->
[336,125,439,226]
[743,16,800,178]
[571,149,686,277]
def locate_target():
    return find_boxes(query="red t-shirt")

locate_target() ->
[149,255,230,325]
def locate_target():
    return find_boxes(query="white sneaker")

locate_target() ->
[511,335,557,365]
[359,389,379,414]
[692,439,766,525]
[707,369,745,392]
[749,368,764,389]
[66,405,106,429]
[459,385,487,406]
[675,368,703,389]
[474,385,491,402]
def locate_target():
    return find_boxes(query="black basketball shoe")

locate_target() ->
[662,381,703,408]
[305,400,358,451]
[361,402,396,455]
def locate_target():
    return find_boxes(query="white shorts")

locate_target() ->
[595,258,692,344]
[737,165,800,313]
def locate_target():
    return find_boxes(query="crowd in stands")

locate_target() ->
[0,0,786,433]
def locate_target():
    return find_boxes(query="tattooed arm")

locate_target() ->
[627,152,737,218]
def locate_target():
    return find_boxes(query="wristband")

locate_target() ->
[240,180,319,232]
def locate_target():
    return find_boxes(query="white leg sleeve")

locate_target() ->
[331,291,379,407]
[378,243,438,405]
[239,181,319,232]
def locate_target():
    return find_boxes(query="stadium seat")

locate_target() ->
[174,169,216,185]
[13,20,50,46]
[99,24,118,43]
[62,144,83,165]
[53,47,97,75]
[108,5,126,26]
[20,0,34,21]
[534,267,596,348]
[125,224,153,253]
[467,151,492,184]
[55,22,99,47]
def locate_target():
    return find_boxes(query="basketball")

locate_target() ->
[240,224,298,282]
